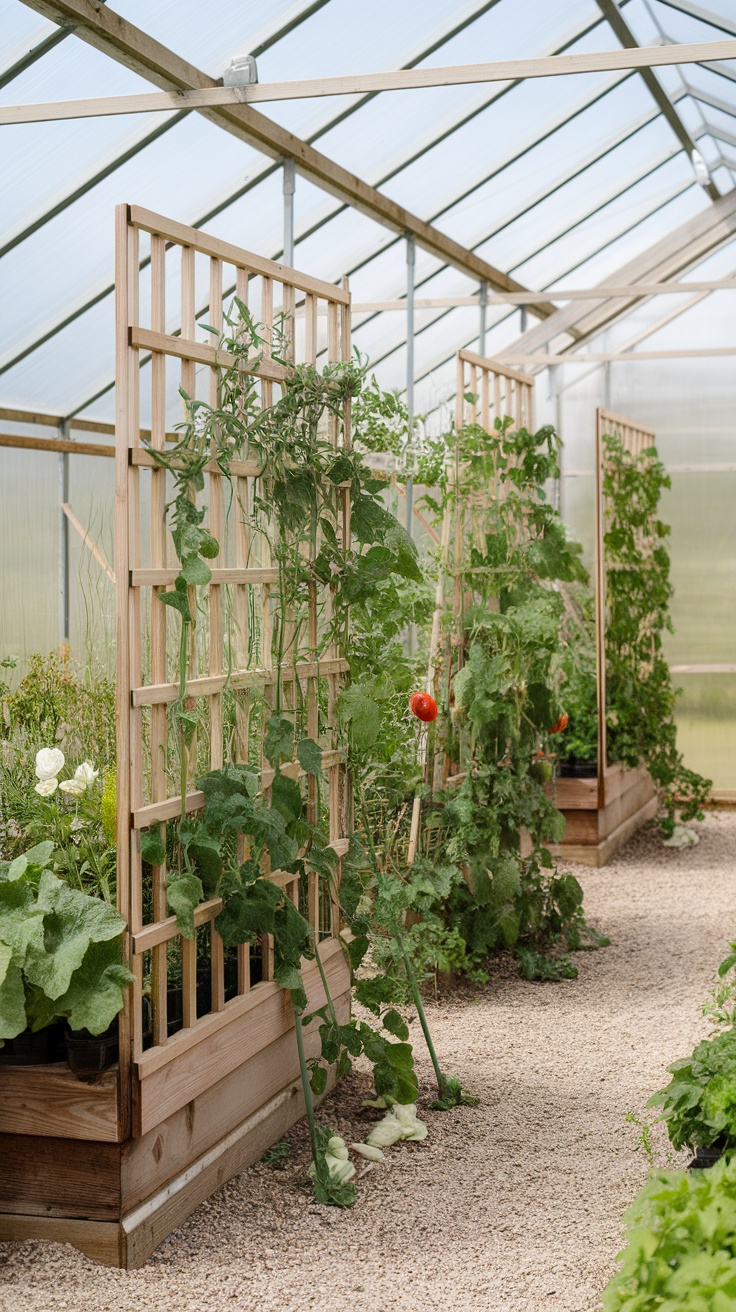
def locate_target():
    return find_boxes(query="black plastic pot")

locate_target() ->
[557,758,598,779]
[65,1021,119,1082]
[688,1142,726,1172]
[0,1021,67,1066]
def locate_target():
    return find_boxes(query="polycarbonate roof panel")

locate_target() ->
[0,0,735,421]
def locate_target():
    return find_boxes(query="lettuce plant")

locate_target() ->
[602,1155,736,1311]
[0,841,132,1040]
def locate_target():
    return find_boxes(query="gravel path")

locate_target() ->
[2,813,735,1312]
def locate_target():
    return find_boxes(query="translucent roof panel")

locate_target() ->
[0,0,735,422]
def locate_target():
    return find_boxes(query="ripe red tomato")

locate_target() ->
[549,711,569,735]
[409,691,438,723]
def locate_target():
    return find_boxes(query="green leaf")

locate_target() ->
[24,872,127,1001]
[264,715,294,767]
[309,1063,328,1095]
[382,1008,410,1041]
[181,554,213,586]
[5,856,27,882]
[0,944,26,1041]
[166,871,204,940]
[297,737,323,776]
[270,772,304,826]
[140,829,166,866]
[337,684,381,752]
[159,587,192,621]
[53,938,134,1035]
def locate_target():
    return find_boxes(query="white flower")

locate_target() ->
[74,761,98,788]
[59,777,86,797]
[351,1142,385,1162]
[35,747,65,781]
[34,777,59,797]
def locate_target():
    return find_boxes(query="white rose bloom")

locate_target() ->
[74,761,98,788]
[35,747,65,781]
[34,777,59,797]
[59,777,86,797]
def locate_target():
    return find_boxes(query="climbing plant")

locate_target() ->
[601,432,710,834]
[411,415,605,979]
[142,301,466,1199]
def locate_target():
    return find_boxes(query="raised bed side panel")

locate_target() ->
[0,945,351,1268]
[0,1062,120,1141]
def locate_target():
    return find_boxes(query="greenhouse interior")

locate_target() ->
[2,0,736,1308]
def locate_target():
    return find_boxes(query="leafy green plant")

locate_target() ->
[602,1155,736,1311]
[142,303,453,1202]
[704,943,736,1035]
[413,417,600,975]
[602,432,710,834]
[0,841,132,1040]
[647,1028,736,1152]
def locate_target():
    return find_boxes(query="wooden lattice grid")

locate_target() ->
[115,205,352,1129]
[407,351,535,861]
[594,407,657,806]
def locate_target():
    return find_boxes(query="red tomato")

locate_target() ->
[549,711,569,735]
[409,691,438,723]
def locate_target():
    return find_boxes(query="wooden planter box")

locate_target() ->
[546,763,657,867]
[0,938,350,1269]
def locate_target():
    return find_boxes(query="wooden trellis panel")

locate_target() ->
[115,205,351,1136]
[594,407,657,808]
[408,351,535,861]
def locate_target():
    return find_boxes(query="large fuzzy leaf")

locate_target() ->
[23,872,127,1001]
[0,943,26,1041]
[166,871,204,940]
[54,938,134,1035]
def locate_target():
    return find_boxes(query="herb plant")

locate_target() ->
[602,1155,736,1311]
[647,1029,736,1153]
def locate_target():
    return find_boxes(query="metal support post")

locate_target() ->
[479,280,487,355]
[404,233,416,537]
[58,421,70,646]
[283,156,295,267]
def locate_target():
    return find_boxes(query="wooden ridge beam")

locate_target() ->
[18,0,559,320]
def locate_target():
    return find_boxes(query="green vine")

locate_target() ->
[602,432,711,834]
[143,301,462,1203]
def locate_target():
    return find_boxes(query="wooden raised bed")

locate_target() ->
[0,940,350,1268]
[544,408,660,868]
[0,209,353,1267]
[546,763,657,867]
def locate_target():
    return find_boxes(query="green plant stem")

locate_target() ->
[311,926,339,1030]
[291,994,321,1172]
[398,932,448,1098]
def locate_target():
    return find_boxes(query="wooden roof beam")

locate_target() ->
[18,0,559,321]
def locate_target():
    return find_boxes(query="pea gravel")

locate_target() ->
[2,813,735,1312]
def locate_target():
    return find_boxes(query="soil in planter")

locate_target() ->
[65,1022,118,1082]
[0,1021,68,1066]
[166,951,253,1035]
[557,757,598,778]
[688,1139,728,1171]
